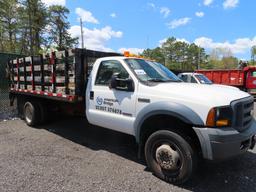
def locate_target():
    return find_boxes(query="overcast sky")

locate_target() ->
[43,0,256,60]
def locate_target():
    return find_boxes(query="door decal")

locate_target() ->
[95,96,122,115]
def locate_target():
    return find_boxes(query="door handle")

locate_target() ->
[90,91,94,100]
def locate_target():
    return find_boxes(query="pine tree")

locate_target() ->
[48,5,78,50]
[0,0,19,52]
[20,0,48,55]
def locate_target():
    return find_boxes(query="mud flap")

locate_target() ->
[9,93,15,106]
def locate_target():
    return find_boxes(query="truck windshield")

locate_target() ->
[194,74,212,84]
[125,59,181,82]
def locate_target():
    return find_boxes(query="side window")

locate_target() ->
[180,75,188,82]
[95,60,129,86]
[251,71,256,77]
[191,76,197,83]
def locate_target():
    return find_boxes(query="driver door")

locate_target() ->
[87,60,137,135]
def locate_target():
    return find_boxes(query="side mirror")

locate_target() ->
[109,73,134,92]
[109,73,119,89]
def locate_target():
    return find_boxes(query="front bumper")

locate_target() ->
[193,121,256,161]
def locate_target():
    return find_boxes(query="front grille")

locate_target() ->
[231,96,254,132]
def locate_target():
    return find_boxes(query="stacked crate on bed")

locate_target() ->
[10,49,76,96]
[53,50,75,95]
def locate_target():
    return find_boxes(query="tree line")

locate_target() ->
[0,1,255,70]
[141,37,255,70]
[0,0,77,55]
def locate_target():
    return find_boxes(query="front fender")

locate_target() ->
[134,101,204,143]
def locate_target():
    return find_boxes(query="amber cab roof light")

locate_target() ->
[123,51,155,61]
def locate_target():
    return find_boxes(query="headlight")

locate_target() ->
[206,106,233,127]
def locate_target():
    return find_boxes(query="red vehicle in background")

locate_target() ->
[196,66,256,96]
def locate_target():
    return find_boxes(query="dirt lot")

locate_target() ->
[0,114,256,192]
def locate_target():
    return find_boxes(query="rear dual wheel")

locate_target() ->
[24,101,40,126]
[145,130,197,184]
[23,101,47,126]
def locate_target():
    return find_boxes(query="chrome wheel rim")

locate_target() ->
[25,105,32,124]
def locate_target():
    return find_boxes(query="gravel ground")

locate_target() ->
[0,111,256,191]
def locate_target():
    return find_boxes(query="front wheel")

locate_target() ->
[144,130,197,184]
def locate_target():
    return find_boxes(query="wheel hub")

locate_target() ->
[25,105,32,123]
[155,144,180,170]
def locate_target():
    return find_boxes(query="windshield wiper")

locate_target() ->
[147,78,182,82]
[147,78,167,82]
[165,79,182,82]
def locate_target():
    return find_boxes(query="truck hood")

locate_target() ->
[212,84,240,91]
[142,82,250,107]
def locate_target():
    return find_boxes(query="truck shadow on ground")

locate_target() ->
[39,116,256,192]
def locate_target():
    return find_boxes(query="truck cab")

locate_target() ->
[244,66,256,95]
[85,56,256,184]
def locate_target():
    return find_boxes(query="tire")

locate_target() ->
[23,101,41,126]
[37,101,48,124]
[17,97,25,119]
[144,130,197,184]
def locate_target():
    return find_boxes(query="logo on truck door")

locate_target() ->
[96,96,103,105]
[95,97,122,115]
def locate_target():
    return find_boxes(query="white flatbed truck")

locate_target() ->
[8,49,256,184]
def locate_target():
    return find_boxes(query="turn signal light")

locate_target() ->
[206,106,232,127]
[206,108,215,127]
[216,119,229,127]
